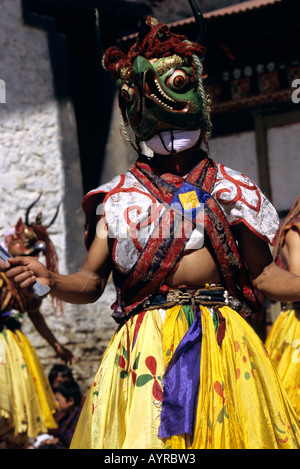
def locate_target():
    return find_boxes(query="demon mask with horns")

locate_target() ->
[101,0,212,156]
[1,194,60,273]
[0,195,62,315]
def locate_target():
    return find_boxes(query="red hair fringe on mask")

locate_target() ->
[103,16,206,78]
[31,224,64,316]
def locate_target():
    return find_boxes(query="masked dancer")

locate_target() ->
[0,198,73,448]
[2,2,300,449]
[265,195,300,420]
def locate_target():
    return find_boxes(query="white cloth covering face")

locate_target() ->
[144,129,201,155]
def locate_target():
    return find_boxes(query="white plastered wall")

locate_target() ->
[0,0,66,287]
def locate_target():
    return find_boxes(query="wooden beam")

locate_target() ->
[254,114,271,200]
[264,110,300,128]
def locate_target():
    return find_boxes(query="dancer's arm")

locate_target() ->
[284,228,300,276]
[27,305,75,363]
[235,223,300,302]
[0,218,113,305]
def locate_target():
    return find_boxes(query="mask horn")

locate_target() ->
[188,0,207,46]
[46,202,61,229]
[94,8,107,58]
[25,192,42,226]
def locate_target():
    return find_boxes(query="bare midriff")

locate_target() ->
[166,245,221,287]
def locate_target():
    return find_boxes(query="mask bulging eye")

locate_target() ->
[166,69,190,92]
[120,83,135,102]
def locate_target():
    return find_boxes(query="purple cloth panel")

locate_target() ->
[158,309,202,439]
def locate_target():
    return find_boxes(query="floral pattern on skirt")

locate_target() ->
[71,305,300,449]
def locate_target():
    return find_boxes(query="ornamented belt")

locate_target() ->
[283,301,300,311]
[140,285,231,311]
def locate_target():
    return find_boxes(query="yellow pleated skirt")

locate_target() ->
[265,307,300,421]
[71,305,300,449]
[0,328,57,444]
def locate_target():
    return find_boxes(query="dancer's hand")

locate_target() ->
[1,256,50,293]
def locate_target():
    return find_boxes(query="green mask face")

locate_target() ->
[118,54,205,141]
